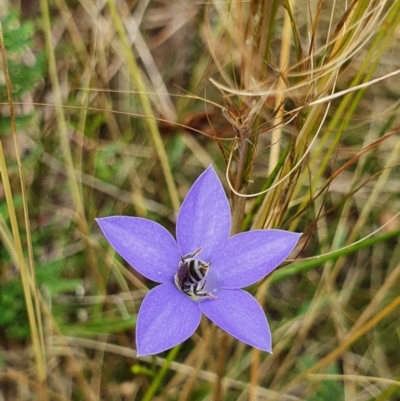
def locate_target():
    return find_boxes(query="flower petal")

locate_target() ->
[211,230,301,289]
[136,284,201,356]
[96,216,180,284]
[199,289,272,352]
[176,166,231,261]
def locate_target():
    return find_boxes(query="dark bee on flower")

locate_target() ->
[174,247,215,299]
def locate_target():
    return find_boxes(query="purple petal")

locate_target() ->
[211,230,301,289]
[176,166,231,261]
[97,216,180,284]
[199,289,272,352]
[136,284,201,356]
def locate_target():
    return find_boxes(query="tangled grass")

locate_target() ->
[1,0,400,400]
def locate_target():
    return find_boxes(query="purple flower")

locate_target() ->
[96,166,301,356]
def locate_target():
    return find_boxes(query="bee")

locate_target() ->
[174,247,216,299]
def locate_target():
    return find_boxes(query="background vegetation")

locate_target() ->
[1,0,400,400]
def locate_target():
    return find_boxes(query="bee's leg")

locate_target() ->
[181,246,205,261]
[193,281,218,299]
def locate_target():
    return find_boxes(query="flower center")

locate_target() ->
[174,248,215,299]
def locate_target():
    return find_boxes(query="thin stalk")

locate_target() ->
[142,345,182,401]
[270,225,400,283]
[281,293,400,396]
[39,0,85,222]
[250,4,294,396]
[176,325,216,401]
[243,141,291,231]
[214,107,256,401]
[106,0,180,213]
[231,132,250,234]
[39,0,105,292]
[268,0,293,175]
[0,22,47,395]
[0,144,48,392]
[291,1,400,230]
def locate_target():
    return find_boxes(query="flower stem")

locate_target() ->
[213,108,255,401]
[142,344,182,401]
[212,333,232,401]
[228,115,255,235]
